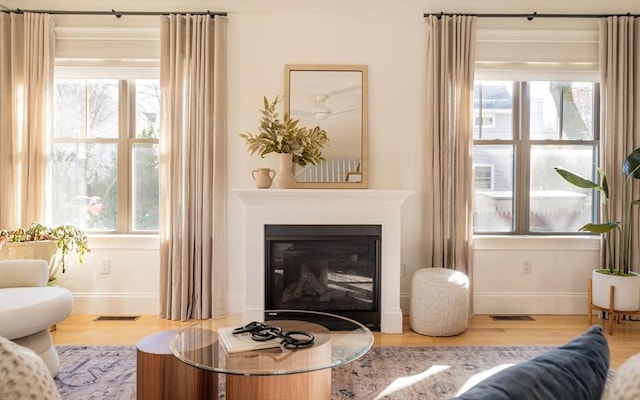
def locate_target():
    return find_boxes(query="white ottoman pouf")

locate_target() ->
[410,267,469,336]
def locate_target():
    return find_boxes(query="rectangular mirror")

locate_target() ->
[285,64,368,188]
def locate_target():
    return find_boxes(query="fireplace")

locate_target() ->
[265,224,381,330]
[231,189,412,333]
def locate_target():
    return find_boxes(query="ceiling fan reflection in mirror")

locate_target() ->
[292,93,360,120]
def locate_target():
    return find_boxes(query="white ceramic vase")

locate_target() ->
[591,269,640,311]
[273,153,296,189]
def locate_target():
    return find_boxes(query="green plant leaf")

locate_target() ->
[598,168,609,202]
[554,167,600,189]
[239,95,329,166]
[622,147,640,179]
[578,222,619,234]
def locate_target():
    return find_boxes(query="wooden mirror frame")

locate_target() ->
[284,64,368,189]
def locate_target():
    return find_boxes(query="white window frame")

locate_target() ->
[473,80,600,235]
[50,72,160,234]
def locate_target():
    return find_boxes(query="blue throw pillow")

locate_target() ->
[454,325,610,400]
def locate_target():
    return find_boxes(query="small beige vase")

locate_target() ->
[252,168,275,189]
[273,153,296,189]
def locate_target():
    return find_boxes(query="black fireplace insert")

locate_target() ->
[264,224,381,331]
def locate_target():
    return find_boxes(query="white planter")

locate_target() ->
[592,269,640,312]
[0,241,61,282]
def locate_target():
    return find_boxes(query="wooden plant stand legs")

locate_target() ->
[587,278,616,335]
[588,278,640,335]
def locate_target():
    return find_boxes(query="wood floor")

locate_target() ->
[51,314,640,369]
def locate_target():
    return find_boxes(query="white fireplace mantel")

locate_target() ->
[232,189,413,333]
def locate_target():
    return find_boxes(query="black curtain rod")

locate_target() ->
[1,8,227,18]
[424,11,639,20]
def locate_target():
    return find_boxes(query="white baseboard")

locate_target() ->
[70,292,159,315]
[69,292,588,317]
[382,308,404,333]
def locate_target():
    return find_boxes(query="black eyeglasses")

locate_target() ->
[232,321,315,349]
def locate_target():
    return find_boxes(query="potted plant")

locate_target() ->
[0,222,90,283]
[554,147,640,311]
[239,95,329,188]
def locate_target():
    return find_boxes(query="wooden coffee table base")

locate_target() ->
[136,330,218,400]
[226,368,331,400]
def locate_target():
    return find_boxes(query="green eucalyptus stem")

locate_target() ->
[240,96,329,167]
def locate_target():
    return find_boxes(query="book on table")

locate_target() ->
[218,327,282,353]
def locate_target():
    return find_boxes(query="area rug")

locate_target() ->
[54,344,557,399]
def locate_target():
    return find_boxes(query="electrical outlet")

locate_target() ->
[100,259,110,274]
[522,259,532,274]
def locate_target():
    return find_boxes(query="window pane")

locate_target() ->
[50,143,118,231]
[529,82,594,140]
[529,145,596,232]
[136,80,160,139]
[88,80,119,138]
[54,80,86,138]
[473,81,513,140]
[473,145,514,232]
[132,144,159,231]
[55,80,118,139]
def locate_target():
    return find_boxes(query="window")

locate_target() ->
[474,115,495,129]
[50,79,160,233]
[473,165,494,190]
[473,81,599,234]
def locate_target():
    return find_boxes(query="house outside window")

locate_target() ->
[473,81,599,234]
[50,79,160,233]
[473,164,494,190]
[474,114,495,129]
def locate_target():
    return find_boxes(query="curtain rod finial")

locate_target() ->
[527,11,537,21]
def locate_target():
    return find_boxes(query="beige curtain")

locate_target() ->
[0,12,54,228]
[599,16,640,271]
[159,15,228,320]
[423,15,476,276]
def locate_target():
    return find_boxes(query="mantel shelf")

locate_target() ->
[231,189,414,205]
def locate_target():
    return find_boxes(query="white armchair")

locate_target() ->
[0,259,73,376]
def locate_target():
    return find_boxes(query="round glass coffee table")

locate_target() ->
[171,310,374,400]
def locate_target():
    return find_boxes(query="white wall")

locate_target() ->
[9,0,640,316]
[54,236,160,315]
